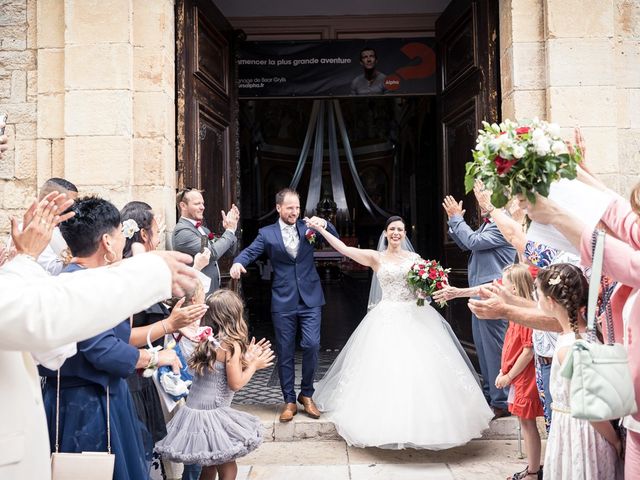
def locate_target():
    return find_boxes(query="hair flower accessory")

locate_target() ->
[195,326,221,349]
[548,274,562,286]
[122,219,140,239]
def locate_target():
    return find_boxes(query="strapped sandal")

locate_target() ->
[508,466,543,480]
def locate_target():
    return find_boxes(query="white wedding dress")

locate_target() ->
[314,252,493,449]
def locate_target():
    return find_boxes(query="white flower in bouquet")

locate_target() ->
[465,118,582,207]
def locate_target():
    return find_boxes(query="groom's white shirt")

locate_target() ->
[0,254,172,480]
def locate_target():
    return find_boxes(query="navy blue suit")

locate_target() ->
[234,219,338,403]
[448,215,516,410]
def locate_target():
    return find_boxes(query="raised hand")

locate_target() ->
[473,180,493,212]
[222,204,240,232]
[442,195,465,219]
[304,216,326,230]
[229,262,247,279]
[166,297,209,331]
[12,192,75,259]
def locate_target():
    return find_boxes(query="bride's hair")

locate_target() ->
[385,215,405,229]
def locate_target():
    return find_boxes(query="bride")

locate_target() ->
[306,215,494,449]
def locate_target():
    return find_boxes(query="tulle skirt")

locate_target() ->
[314,300,494,449]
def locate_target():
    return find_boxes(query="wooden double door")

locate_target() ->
[175,0,500,349]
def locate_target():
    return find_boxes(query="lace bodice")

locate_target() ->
[377,252,421,303]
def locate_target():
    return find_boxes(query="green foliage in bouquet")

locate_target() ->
[464,119,582,208]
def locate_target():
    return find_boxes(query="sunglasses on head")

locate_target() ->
[177,187,199,203]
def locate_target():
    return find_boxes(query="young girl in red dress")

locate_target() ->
[495,264,544,480]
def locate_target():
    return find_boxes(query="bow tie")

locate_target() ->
[195,221,202,229]
[483,217,491,224]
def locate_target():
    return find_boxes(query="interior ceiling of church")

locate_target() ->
[214,0,452,17]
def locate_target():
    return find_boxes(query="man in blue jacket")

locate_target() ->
[443,193,516,418]
[230,188,338,422]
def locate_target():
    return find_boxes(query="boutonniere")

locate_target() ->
[208,232,219,241]
[305,229,317,244]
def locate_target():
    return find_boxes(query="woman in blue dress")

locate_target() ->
[39,196,181,480]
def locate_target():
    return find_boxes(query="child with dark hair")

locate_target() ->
[155,290,274,480]
[536,263,622,479]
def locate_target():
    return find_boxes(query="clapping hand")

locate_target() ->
[245,337,275,370]
[11,191,75,259]
[222,204,240,232]
[442,195,465,219]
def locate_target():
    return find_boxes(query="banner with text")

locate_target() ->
[237,38,436,98]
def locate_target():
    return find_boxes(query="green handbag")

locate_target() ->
[560,230,637,421]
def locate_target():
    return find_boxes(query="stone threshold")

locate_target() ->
[233,404,548,443]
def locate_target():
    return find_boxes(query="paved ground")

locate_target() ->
[234,439,545,479]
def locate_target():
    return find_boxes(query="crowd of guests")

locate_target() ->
[0,150,271,479]
[3,118,640,480]
[435,152,640,479]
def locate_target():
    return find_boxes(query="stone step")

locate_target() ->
[233,404,548,443]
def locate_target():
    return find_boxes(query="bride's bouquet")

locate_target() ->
[464,119,582,208]
[407,259,450,307]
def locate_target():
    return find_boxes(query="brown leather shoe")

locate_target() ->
[297,394,321,419]
[279,402,297,422]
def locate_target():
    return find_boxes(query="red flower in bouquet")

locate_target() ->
[407,259,451,307]
[494,155,518,176]
[305,229,317,244]
[465,119,582,207]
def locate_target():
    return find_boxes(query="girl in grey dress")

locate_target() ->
[155,290,275,480]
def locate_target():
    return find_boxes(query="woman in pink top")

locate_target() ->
[523,177,640,479]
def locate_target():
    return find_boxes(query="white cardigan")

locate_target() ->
[0,254,172,480]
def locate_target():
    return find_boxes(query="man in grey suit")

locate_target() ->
[443,192,516,419]
[172,188,239,294]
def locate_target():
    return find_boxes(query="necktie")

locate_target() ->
[283,225,299,258]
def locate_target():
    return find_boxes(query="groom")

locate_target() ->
[230,188,338,422]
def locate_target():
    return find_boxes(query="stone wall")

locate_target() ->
[500,0,639,197]
[0,0,175,243]
[0,0,38,240]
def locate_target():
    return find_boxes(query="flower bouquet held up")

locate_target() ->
[464,119,582,208]
[407,259,451,307]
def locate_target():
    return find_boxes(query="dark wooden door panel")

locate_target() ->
[177,0,238,284]
[436,0,500,347]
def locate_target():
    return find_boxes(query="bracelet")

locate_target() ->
[147,348,159,369]
[161,319,169,335]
